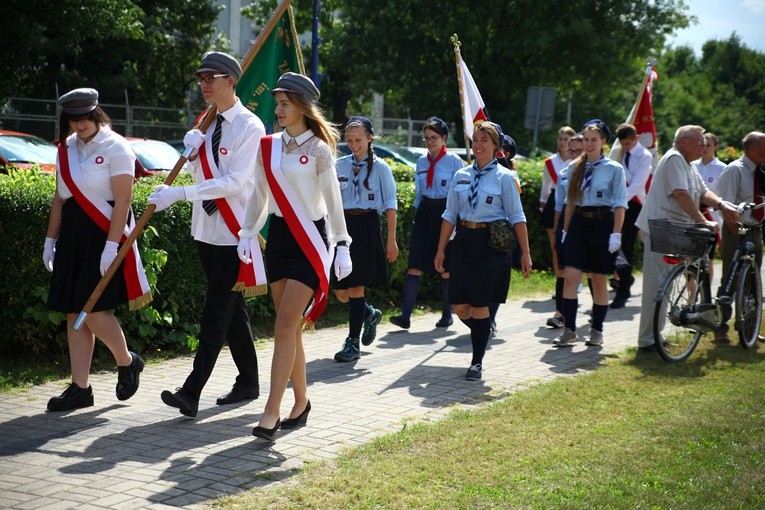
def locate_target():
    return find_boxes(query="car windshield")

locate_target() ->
[0,135,57,164]
[130,140,181,171]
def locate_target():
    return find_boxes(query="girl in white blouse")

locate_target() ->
[238,73,351,441]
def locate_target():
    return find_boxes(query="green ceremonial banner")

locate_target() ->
[236,5,304,132]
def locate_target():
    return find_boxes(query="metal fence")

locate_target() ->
[0,97,192,142]
[0,97,449,148]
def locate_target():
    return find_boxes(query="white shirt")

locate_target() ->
[693,157,726,196]
[621,140,653,204]
[540,152,567,203]
[56,126,135,200]
[241,130,351,245]
[184,99,265,246]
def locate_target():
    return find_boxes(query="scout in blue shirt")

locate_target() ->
[332,116,399,362]
[435,122,532,381]
[554,119,626,349]
[390,116,464,331]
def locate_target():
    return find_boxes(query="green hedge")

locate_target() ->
[0,159,556,359]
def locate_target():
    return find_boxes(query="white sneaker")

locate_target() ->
[553,328,578,347]
[585,328,603,346]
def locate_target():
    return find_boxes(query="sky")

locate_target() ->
[667,0,765,54]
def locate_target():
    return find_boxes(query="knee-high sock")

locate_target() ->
[470,317,492,366]
[459,316,475,329]
[400,274,421,320]
[348,297,366,339]
[488,302,500,323]
[440,278,452,319]
[562,297,578,332]
[591,304,609,332]
[555,277,565,313]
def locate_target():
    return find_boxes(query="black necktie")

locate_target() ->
[202,113,224,215]
[624,150,631,170]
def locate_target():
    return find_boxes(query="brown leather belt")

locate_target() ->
[458,220,488,229]
[574,207,613,219]
[421,197,447,206]
[344,208,374,216]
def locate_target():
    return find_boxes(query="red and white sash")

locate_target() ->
[57,140,151,310]
[544,157,558,185]
[261,133,333,324]
[198,137,267,297]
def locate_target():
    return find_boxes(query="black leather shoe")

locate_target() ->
[610,295,628,309]
[216,384,259,406]
[281,400,311,429]
[116,352,144,401]
[252,418,281,442]
[390,315,410,329]
[161,388,198,417]
[47,383,94,412]
[435,316,453,328]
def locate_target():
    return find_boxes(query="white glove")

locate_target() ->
[183,129,205,157]
[561,230,567,244]
[237,237,252,264]
[148,184,186,212]
[334,245,352,280]
[100,241,119,276]
[43,237,56,272]
[608,233,622,253]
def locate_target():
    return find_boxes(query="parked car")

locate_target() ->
[0,130,57,174]
[337,142,417,170]
[165,139,185,155]
[127,138,186,178]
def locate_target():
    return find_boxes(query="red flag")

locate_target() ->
[455,47,488,140]
[629,65,658,150]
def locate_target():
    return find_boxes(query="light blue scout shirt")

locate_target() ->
[554,155,628,212]
[336,153,398,213]
[414,150,464,207]
[442,159,526,225]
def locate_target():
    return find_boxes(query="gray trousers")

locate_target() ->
[637,234,673,347]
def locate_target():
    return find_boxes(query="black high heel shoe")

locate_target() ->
[252,418,281,442]
[281,400,311,429]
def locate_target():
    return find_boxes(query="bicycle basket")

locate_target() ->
[648,219,715,257]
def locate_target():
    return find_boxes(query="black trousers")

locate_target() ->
[615,200,642,296]
[183,241,258,399]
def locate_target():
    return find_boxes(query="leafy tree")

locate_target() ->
[245,0,692,150]
[654,35,765,150]
[1,0,219,107]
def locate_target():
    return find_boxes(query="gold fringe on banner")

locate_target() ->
[232,283,268,297]
[128,292,153,311]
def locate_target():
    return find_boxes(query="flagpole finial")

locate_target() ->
[646,56,656,67]
[451,34,461,52]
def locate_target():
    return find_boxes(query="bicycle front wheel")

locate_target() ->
[735,261,762,349]
[654,263,708,362]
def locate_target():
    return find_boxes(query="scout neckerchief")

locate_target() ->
[261,133,333,325]
[426,146,447,188]
[57,135,151,310]
[198,132,267,297]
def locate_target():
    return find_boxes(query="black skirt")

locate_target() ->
[448,225,511,307]
[331,211,387,289]
[47,199,129,313]
[408,200,452,274]
[265,214,327,291]
[562,213,617,275]
[540,187,557,229]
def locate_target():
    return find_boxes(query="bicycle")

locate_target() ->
[649,201,764,362]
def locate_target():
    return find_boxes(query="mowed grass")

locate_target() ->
[215,341,765,510]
